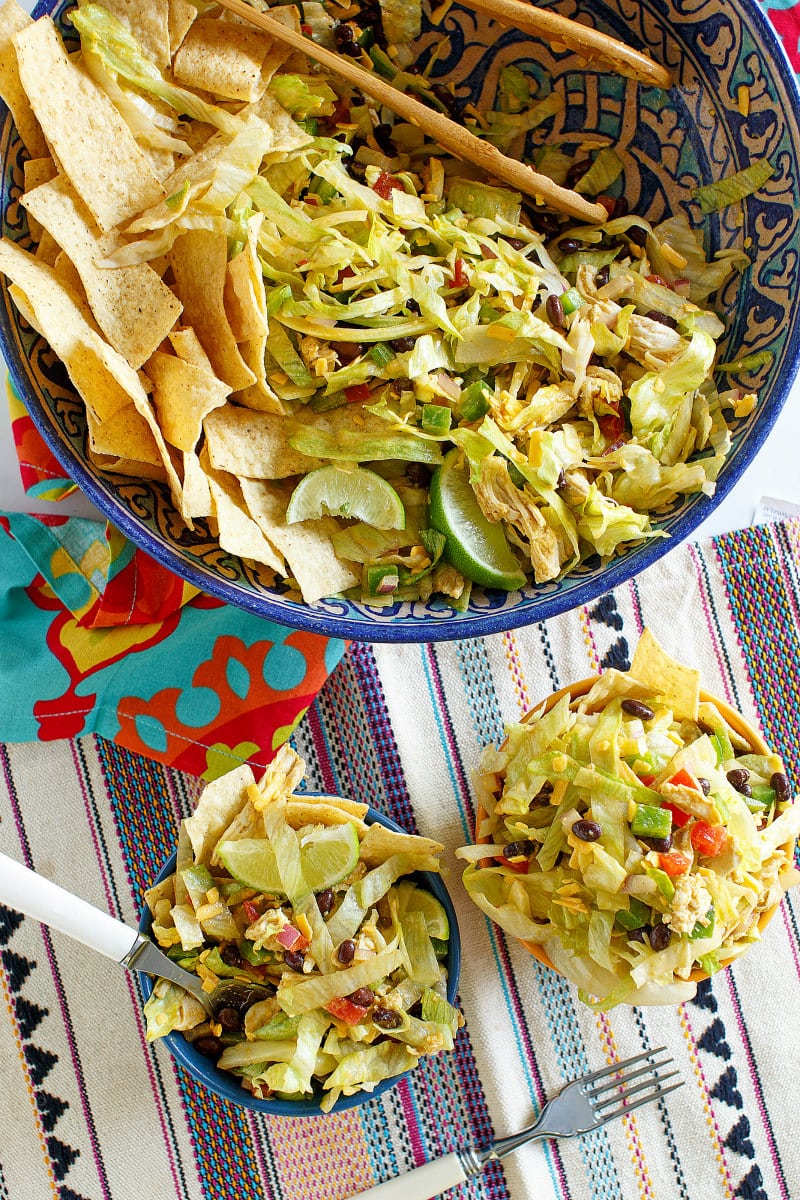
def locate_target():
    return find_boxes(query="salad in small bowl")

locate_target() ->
[140,746,461,1114]
[458,631,800,1007]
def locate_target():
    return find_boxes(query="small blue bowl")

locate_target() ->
[137,804,461,1116]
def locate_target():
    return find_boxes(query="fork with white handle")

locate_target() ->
[348,1047,682,1199]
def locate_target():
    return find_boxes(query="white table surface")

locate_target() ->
[1,364,798,533]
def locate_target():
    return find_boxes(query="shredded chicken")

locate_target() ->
[298,334,338,378]
[577,366,623,419]
[428,562,467,600]
[575,265,687,370]
[663,871,713,936]
[659,781,718,824]
[473,457,561,583]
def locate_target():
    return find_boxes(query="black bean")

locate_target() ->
[739,782,752,798]
[597,194,618,219]
[334,21,356,46]
[337,939,356,965]
[726,767,751,792]
[373,1007,403,1029]
[283,950,305,972]
[649,923,671,952]
[572,818,602,842]
[406,462,431,487]
[331,340,363,364]
[391,336,415,353]
[193,1034,223,1059]
[430,82,461,119]
[628,225,648,247]
[643,834,673,854]
[555,469,567,493]
[503,838,536,859]
[525,210,561,237]
[316,888,335,918]
[595,265,610,289]
[558,238,582,255]
[405,298,420,315]
[771,772,791,803]
[546,293,565,330]
[697,777,711,796]
[349,987,374,1007]
[628,927,648,944]
[565,159,592,188]
[220,942,245,969]
[216,1005,242,1032]
[506,237,526,250]
[621,698,656,721]
[643,309,678,330]
[373,123,395,155]
[613,195,629,217]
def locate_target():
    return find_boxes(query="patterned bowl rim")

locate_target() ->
[2,0,800,642]
[137,801,462,1116]
[475,680,798,994]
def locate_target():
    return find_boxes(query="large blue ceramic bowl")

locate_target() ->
[2,0,799,641]
[137,804,462,1116]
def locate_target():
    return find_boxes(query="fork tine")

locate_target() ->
[571,1047,668,1089]
[587,1055,674,1098]
[593,1070,681,1112]
[595,1079,685,1126]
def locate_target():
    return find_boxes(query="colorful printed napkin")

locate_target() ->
[1,518,799,1200]
[3,384,346,781]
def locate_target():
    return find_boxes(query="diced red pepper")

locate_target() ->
[329,99,351,126]
[453,257,468,288]
[668,768,697,790]
[336,266,356,285]
[325,996,371,1026]
[345,383,371,404]
[275,924,304,951]
[301,23,313,35]
[598,412,626,442]
[499,855,529,874]
[639,775,656,787]
[372,171,403,199]
[690,821,728,857]
[242,899,261,924]
[658,850,692,877]
[662,802,692,829]
[646,273,673,290]
[305,194,319,207]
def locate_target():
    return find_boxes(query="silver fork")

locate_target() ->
[348,1047,682,1199]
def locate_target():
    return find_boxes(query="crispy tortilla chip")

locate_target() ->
[256,745,305,807]
[284,801,369,833]
[89,450,169,482]
[239,476,359,604]
[33,229,59,266]
[101,0,171,69]
[87,402,162,463]
[184,763,255,864]
[358,823,445,868]
[173,17,273,102]
[630,628,701,721]
[168,0,197,55]
[52,250,87,304]
[181,449,213,520]
[23,176,182,368]
[235,337,285,415]
[0,0,46,158]
[203,407,323,478]
[13,18,164,231]
[145,349,229,452]
[22,156,56,240]
[204,459,285,572]
[169,229,256,391]
[170,326,214,373]
[225,214,268,342]
[248,90,312,154]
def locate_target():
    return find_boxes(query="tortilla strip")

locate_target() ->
[235,337,285,414]
[101,0,171,69]
[184,763,255,864]
[13,18,164,231]
[0,0,46,158]
[173,18,273,102]
[201,454,284,572]
[86,402,163,463]
[22,157,56,240]
[225,215,269,342]
[90,450,169,482]
[145,349,229,452]
[169,229,256,391]
[169,326,214,373]
[630,628,701,721]
[168,0,197,55]
[284,802,369,833]
[204,406,323,478]
[23,176,182,368]
[181,449,213,520]
[239,477,359,605]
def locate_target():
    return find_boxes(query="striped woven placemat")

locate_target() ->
[1,518,799,1200]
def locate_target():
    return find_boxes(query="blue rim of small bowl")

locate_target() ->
[137,803,462,1116]
[3,0,799,642]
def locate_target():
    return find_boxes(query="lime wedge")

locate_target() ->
[286,465,405,530]
[428,450,526,590]
[218,823,360,895]
[405,887,449,941]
